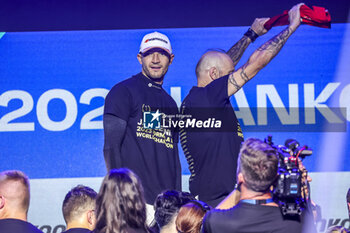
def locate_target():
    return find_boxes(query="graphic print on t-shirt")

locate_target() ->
[136,105,174,149]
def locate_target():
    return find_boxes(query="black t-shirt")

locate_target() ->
[104,72,181,204]
[180,75,243,205]
[63,228,92,233]
[202,202,317,233]
[0,219,43,233]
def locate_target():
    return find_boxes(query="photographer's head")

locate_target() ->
[237,138,278,193]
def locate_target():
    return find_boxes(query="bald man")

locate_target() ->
[180,4,304,207]
[0,170,43,233]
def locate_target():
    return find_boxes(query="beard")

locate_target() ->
[148,75,164,83]
[142,65,168,83]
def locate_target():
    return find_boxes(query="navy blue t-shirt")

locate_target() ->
[180,75,243,206]
[0,219,43,233]
[104,73,181,204]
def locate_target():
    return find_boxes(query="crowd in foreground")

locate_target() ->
[1,138,350,233]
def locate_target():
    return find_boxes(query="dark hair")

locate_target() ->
[154,190,195,228]
[95,168,148,233]
[237,138,278,192]
[62,185,97,224]
[175,200,210,233]
[0,170,30,212]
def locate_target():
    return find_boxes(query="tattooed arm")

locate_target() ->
[227,17,269,67]
[227,3,303,97]
[227,36,252,68]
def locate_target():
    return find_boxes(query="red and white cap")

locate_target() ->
[139,31,172,55]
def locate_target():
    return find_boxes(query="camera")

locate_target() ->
[264,136,312,216]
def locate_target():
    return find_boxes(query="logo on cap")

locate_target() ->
[145,37,168,44]
[139,31,172,54]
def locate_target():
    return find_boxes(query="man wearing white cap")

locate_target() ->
[137,31,174,82]
[103,32,181,221]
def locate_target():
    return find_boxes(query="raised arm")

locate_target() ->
[227,17,269,67]
[227,3,303,96]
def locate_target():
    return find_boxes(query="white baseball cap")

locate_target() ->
[139,31,172,55]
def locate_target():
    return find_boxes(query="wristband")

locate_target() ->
[244,28,259,42]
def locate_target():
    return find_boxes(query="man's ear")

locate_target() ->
[87,210,96,226]
[208,67,219,80]
[168,54,174,65]
[237,173,244,184]
[137,53,143,65]
[87,210,93,225]
[0,196,5,209]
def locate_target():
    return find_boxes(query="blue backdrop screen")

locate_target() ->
[1,24,349,178]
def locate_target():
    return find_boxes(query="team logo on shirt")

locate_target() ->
[143,110,162,129]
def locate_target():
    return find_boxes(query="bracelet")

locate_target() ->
[244,28,259,42]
